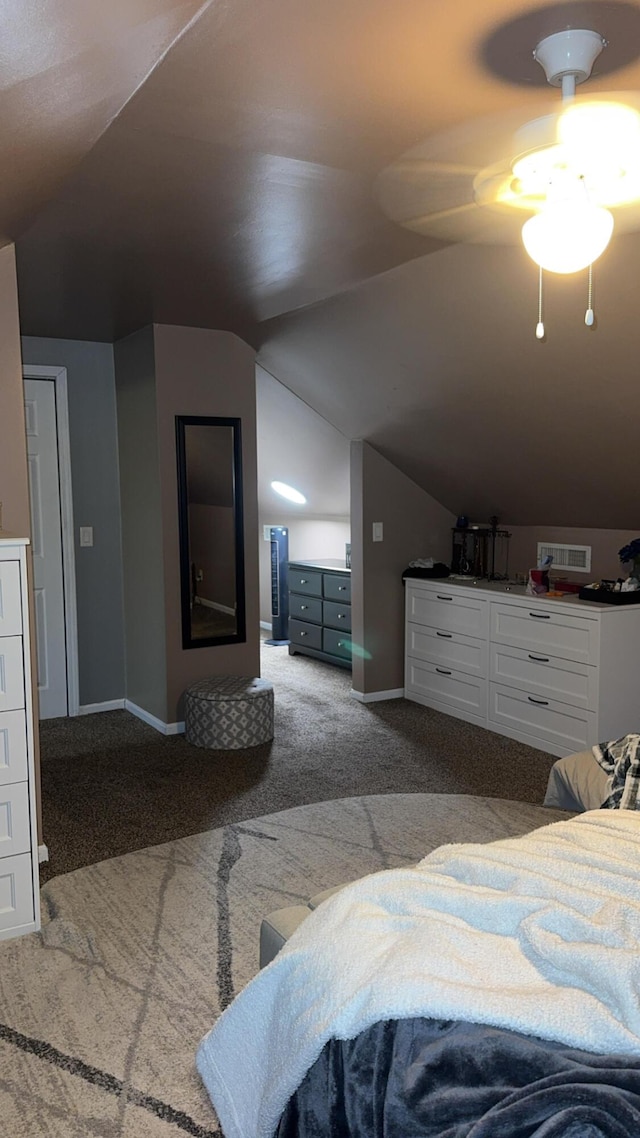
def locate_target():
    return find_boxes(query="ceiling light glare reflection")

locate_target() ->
[510,101,640,212]
[559,101,640,207]
[559,100,640,157]
[522,201,613,273]
[271,481,306,504]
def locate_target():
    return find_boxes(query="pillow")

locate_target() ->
[543,750,609,812]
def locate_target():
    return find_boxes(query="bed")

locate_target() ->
[197,807,640,1138]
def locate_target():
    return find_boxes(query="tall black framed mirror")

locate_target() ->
[176,415,246,649]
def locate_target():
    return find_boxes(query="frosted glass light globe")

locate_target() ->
[522,202,614,273]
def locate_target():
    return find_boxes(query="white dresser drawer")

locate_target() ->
[491,603,599,664]
[0,561,22,637]
[489,683,596,753]
[0,709,28,786]
[0,852,35,938]
[489,644,597,711]
[406,659,486,720]
[0,637,25,712]
[407,624,487,678]
[0,781,31,857]
[407,587,488,639]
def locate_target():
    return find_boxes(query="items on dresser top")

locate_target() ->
[0,537,40,941]
[404,577,640,758]
[288,559,352,670]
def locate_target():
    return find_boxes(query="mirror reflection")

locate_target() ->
[176,416,246,648]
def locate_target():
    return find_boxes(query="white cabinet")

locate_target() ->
[405,578,640,757]
[0,538,39,940]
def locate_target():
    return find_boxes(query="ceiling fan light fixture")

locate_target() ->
[522,201,614,274]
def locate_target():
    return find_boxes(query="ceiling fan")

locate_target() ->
[377,27,640,296]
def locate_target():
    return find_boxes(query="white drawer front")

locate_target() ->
[0,562,22,637]
[489,644,597,711]
[0,637,25,712]
[407,588,488,639]
[491,603,599,664]
[0,781,31,857]
[0,709,28,785]
[407,624,487,678]
[489,683,596,752]
[0,851,34,935]
[407,660,486,718]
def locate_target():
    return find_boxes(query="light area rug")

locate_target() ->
[0,794,570,1138]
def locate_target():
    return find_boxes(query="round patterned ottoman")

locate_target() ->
[184,676,274,749]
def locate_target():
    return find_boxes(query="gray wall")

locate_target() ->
[21,335,126,706]
[114,326,168,721]
[351,439,455,696]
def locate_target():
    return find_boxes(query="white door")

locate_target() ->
[23,379,68,719]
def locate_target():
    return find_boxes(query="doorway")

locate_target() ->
[22,367,79,719]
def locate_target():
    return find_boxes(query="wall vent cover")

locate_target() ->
[537,542,592,574]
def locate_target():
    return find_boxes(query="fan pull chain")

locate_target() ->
[535,265,545,339]
[585,264,595,326]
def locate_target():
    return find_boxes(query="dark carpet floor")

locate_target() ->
[38,640,558,882]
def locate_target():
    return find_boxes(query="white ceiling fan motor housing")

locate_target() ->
[533,28,606,88]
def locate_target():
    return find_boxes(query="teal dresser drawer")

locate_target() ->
[323,600,351,632]
[323,574,351,603]
[289,569,322,597]
[290,594,322,624]
[323,627,352,660]
[289,619,322,651]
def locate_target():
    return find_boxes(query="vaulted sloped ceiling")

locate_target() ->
[0,0,207,242]
[7,0,640,527]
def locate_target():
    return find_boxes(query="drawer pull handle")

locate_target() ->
[337,641,344,648]
[337,613,344,619]
[527,696,549,705]
[529,612,550,619]
[436,594,453,601]
[436,667,452,675]
[436,631,452,638]
[528,654,549,662]
[300,605,308,611]
[299,579,308,585]
[338,585,346,591]
[300,631,307,637]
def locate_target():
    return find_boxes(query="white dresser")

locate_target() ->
[0,536,40,940]
[405,577,640,757]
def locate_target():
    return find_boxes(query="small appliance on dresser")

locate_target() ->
[288,559,352,669]
[0,536,40,940]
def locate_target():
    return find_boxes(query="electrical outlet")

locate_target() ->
[196,569,204,582]
[79,526,93,547]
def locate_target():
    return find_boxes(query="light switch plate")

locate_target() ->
[79,526,93,547]
[372,522,383,542]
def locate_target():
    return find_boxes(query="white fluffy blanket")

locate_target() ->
[197,811,640,1138]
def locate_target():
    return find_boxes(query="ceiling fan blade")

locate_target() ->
[376,90,640,247]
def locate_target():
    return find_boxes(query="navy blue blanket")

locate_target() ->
[275,1017,640,1137]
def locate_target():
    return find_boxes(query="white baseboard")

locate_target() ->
[350,688,404,703]
[38,843,49,864]
[167,721,185,735]
[124,700,185,736]
[195,596,235,616]
[260,620,272,631]
[78,699,125,715]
